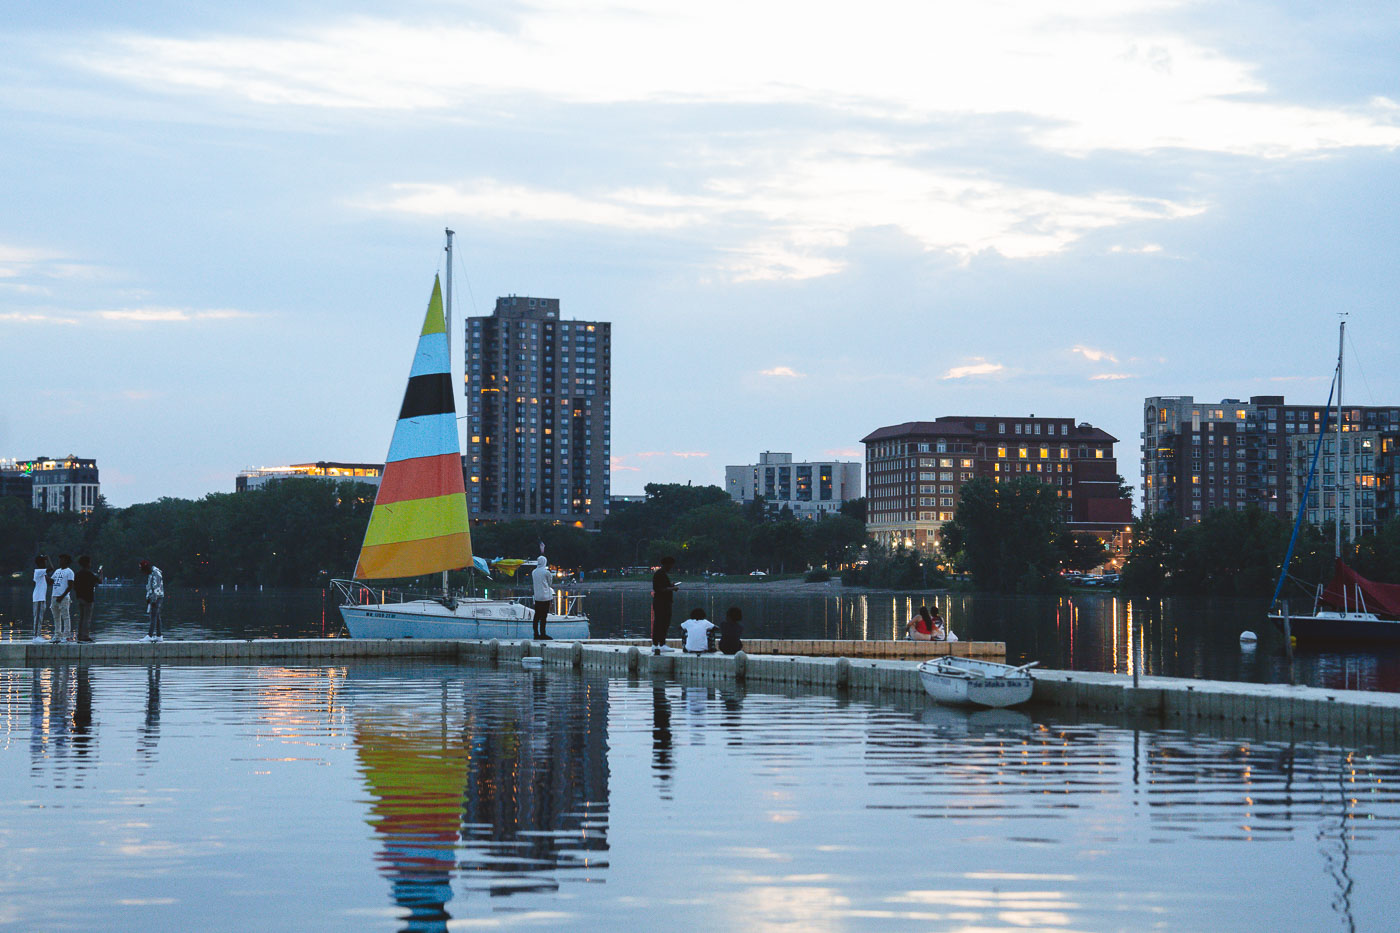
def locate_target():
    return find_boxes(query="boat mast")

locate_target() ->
[1334,317,1344,560]
[443,227,455,600]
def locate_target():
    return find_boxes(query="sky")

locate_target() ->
[3,0,1399,507]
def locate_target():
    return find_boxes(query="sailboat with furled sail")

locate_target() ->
[1267,318,1400,644]
[334,230,589,640]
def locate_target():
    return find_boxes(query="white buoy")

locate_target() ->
[1239,631,1258,644]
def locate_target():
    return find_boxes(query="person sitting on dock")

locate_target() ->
[718,606,743,655]
[681,608,716,654]
[906,605,941,641]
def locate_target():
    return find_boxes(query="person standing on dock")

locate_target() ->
[651,556,679,654]
[30,555,51,643]
[73,556,103,643]
[531,555,555,641]
[50,554,76,643]
[140,560,164,643]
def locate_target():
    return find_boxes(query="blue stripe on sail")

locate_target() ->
[385,412,460,463]
[408,332,450,377]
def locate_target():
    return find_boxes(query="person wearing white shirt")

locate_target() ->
[49,553,76,643]
[680,608,716,654]
[31,554,51,643]
[531,555,555,641]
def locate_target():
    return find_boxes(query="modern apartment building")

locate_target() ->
[1141,395,1400,524]
[1285,431,1400,542]
[465,296,611,529]
[236,461,383,492]
[724,452,862,519]
[862,417,1130,553]
[5,455,101,513]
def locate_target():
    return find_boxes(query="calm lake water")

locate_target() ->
[2,662,1397,932]
[6,584,1400,693]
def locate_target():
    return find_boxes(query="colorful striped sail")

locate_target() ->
[354,277,472,580]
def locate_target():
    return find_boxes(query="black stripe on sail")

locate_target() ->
[398,373,455,420]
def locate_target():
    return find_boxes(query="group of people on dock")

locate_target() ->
[650,556,744,655]
[905,604,955,642]
[30,555,167,644]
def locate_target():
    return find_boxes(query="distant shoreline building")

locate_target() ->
[236,462,383,492]
[465,296,611,529]
[724,452,862,520]
[1,456,100,513]
[862,417,1131,554]
[1141,395,1400,526]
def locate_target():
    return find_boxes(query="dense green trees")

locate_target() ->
[1115,505,1396,598]
[2,480,869,587]
[940,477,1068,592]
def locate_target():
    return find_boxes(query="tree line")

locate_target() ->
[1,480,869,588]
[1119,507,1400,599]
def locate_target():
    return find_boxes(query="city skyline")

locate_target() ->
[3,2,1398,507]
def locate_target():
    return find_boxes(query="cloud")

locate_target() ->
[80,5,1400,159]
[80,5,1400,281]
[671,451,709,458]
[635,451,666,459]
[609,456,640,473]
[1090,373,1134,381]
[943,358,1005,380]
[368,167,1202,279]
[759,366,805,378]
[0,311,78,324]
[1071,345,1118,363]
[96,307,256,323]
[824,447,862,459]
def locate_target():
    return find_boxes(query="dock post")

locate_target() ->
[1283,601,1295,685]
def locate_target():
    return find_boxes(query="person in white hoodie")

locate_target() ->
[531,555,555,641]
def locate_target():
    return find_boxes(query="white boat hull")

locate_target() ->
[918,657,1035,708]
[340,598,590,640]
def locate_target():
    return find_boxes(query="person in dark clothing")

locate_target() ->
[73,556,103,643]
[718,606,744,655]
[651,557,679,653]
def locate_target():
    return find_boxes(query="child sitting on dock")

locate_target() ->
[681,608,717,654]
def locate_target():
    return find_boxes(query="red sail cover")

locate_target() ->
[1321,560,1400,618]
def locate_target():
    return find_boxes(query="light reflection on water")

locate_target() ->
[6,585,1400,693]
[2,663,1400,931]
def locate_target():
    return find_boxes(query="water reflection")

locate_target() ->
[18,665,98,783]
[347,668,609,931]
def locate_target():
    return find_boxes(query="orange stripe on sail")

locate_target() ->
[376,453,467,505]
[354,532,473,581]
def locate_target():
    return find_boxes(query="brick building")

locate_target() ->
[862,416,1131,554]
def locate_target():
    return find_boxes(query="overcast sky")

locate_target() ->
[3,1,1398,507]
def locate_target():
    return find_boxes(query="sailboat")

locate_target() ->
[1267,320,1400,644]
[333,230,590,640]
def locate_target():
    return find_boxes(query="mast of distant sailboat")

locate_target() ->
[1334,317,1345,561]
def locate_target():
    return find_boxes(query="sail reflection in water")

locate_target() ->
[347,667,609,930]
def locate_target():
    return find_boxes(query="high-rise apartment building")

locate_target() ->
[1141,395,1400,523]
[862,417,1130,553]
[724,452,862,519]
[464,296,611,528]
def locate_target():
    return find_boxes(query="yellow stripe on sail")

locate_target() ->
[420,277,446,336]
[355,532,472,580]
[362,493,468,549]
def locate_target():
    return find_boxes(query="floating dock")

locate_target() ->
[6,637,1400,744]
